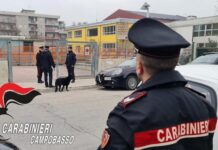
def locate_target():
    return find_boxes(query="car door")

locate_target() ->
[185,81,218,149]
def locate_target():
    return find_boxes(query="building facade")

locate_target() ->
[167,16,218,59]
[0,9,67,46]
[66,9,186,59]
[0,10,67,65]
[67,18,135,59]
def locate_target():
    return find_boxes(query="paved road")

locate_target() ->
[13,65,91,83]
[0,87,131,150]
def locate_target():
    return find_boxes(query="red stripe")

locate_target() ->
[209,118,217,131]
[134,118,217,149]
[0,83,33,108]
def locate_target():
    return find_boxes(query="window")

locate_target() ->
[76,46,80,53]
[75,30,82,38]
[194,23,218,37]
[212,30,218,36]
[87,28,98,36]
[212,23,218,35]
[68,32,72,38]
[206,24,212,36]
[103,43,116,49]
[29,17,37,23]
[103,26,116,35]
[213,23,218,29]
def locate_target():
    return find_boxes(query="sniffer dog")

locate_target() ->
[55,76,72,92]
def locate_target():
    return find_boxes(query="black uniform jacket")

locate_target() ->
[65,52,77,67]
[36,51,42,67]
[98,70,217,150]
[40,51,55,71]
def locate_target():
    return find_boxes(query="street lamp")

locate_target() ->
[141,2,150,18]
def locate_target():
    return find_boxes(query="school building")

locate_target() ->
[66,9,186,59]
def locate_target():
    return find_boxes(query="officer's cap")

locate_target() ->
[68,46,72,49]
[45,46,49,49]
[128,18,190,58]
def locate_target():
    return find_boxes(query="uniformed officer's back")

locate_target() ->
[97,18,217,150]
[40,50,51,70]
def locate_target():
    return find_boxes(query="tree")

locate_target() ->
[206,38,217,48]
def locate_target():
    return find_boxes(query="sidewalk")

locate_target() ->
[18,78,96,93]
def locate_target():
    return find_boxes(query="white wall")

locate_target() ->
[172,26,193,43]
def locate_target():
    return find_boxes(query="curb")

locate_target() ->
[37,85,97,93]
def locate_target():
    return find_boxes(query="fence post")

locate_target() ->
[7,40,13,82]
[91,43,99,77]
[56,40,60,79]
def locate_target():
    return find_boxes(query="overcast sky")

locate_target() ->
[0,0,217,26]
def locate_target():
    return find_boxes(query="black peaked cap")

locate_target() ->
[128,18,190,58]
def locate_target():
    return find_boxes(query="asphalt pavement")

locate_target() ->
[0,87,131,150]
[13,65,92,83]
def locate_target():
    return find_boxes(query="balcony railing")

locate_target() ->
[0,27,18,31]
[45,36,60,40]
[45,23,59,26]
[0,19,16,24]
[45,29,59,32]
[29,21,37,24]
[29,28,38,31]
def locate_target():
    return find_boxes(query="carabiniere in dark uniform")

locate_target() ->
[97,18,217,150]
[65,46,77,83]
[36,46,44,83]
[40,46,55,88]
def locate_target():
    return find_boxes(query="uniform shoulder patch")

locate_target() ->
[101,129,110,149]
[119,91,147,108]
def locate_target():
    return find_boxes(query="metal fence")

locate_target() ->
[0,37,136,83]
[0,38,101,82]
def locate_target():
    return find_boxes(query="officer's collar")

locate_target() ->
[137,70,187,91]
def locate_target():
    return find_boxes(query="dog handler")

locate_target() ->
[65,46,77,83]
[97,18,217,150]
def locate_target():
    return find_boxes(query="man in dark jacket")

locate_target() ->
[36,46,44,83]
[97,18,217,150]
[65,46,77,83]
[41,46,55,87]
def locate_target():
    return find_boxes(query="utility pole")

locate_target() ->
[141,2,150,18]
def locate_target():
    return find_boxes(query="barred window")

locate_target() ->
[74,30,82,38]
[103,26,116,35]
[67,32,72,38]
[87,28,98,36]
[103,43,116,49]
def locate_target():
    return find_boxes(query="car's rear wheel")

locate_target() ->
[125,75,138,90]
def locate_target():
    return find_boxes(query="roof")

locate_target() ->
[104,9,186,22]
[0,10,60,19]
[176,64,218,84]
[167,15,218,28]
[66,18,138,30]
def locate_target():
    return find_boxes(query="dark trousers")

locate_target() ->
[37,67,43,82]
[44,68,53,87]
[67,66,75,81]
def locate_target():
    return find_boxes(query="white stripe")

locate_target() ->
[135,133,209,150]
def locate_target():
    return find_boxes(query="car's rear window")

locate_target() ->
[186,81,217,112]
[191,54,218,64]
